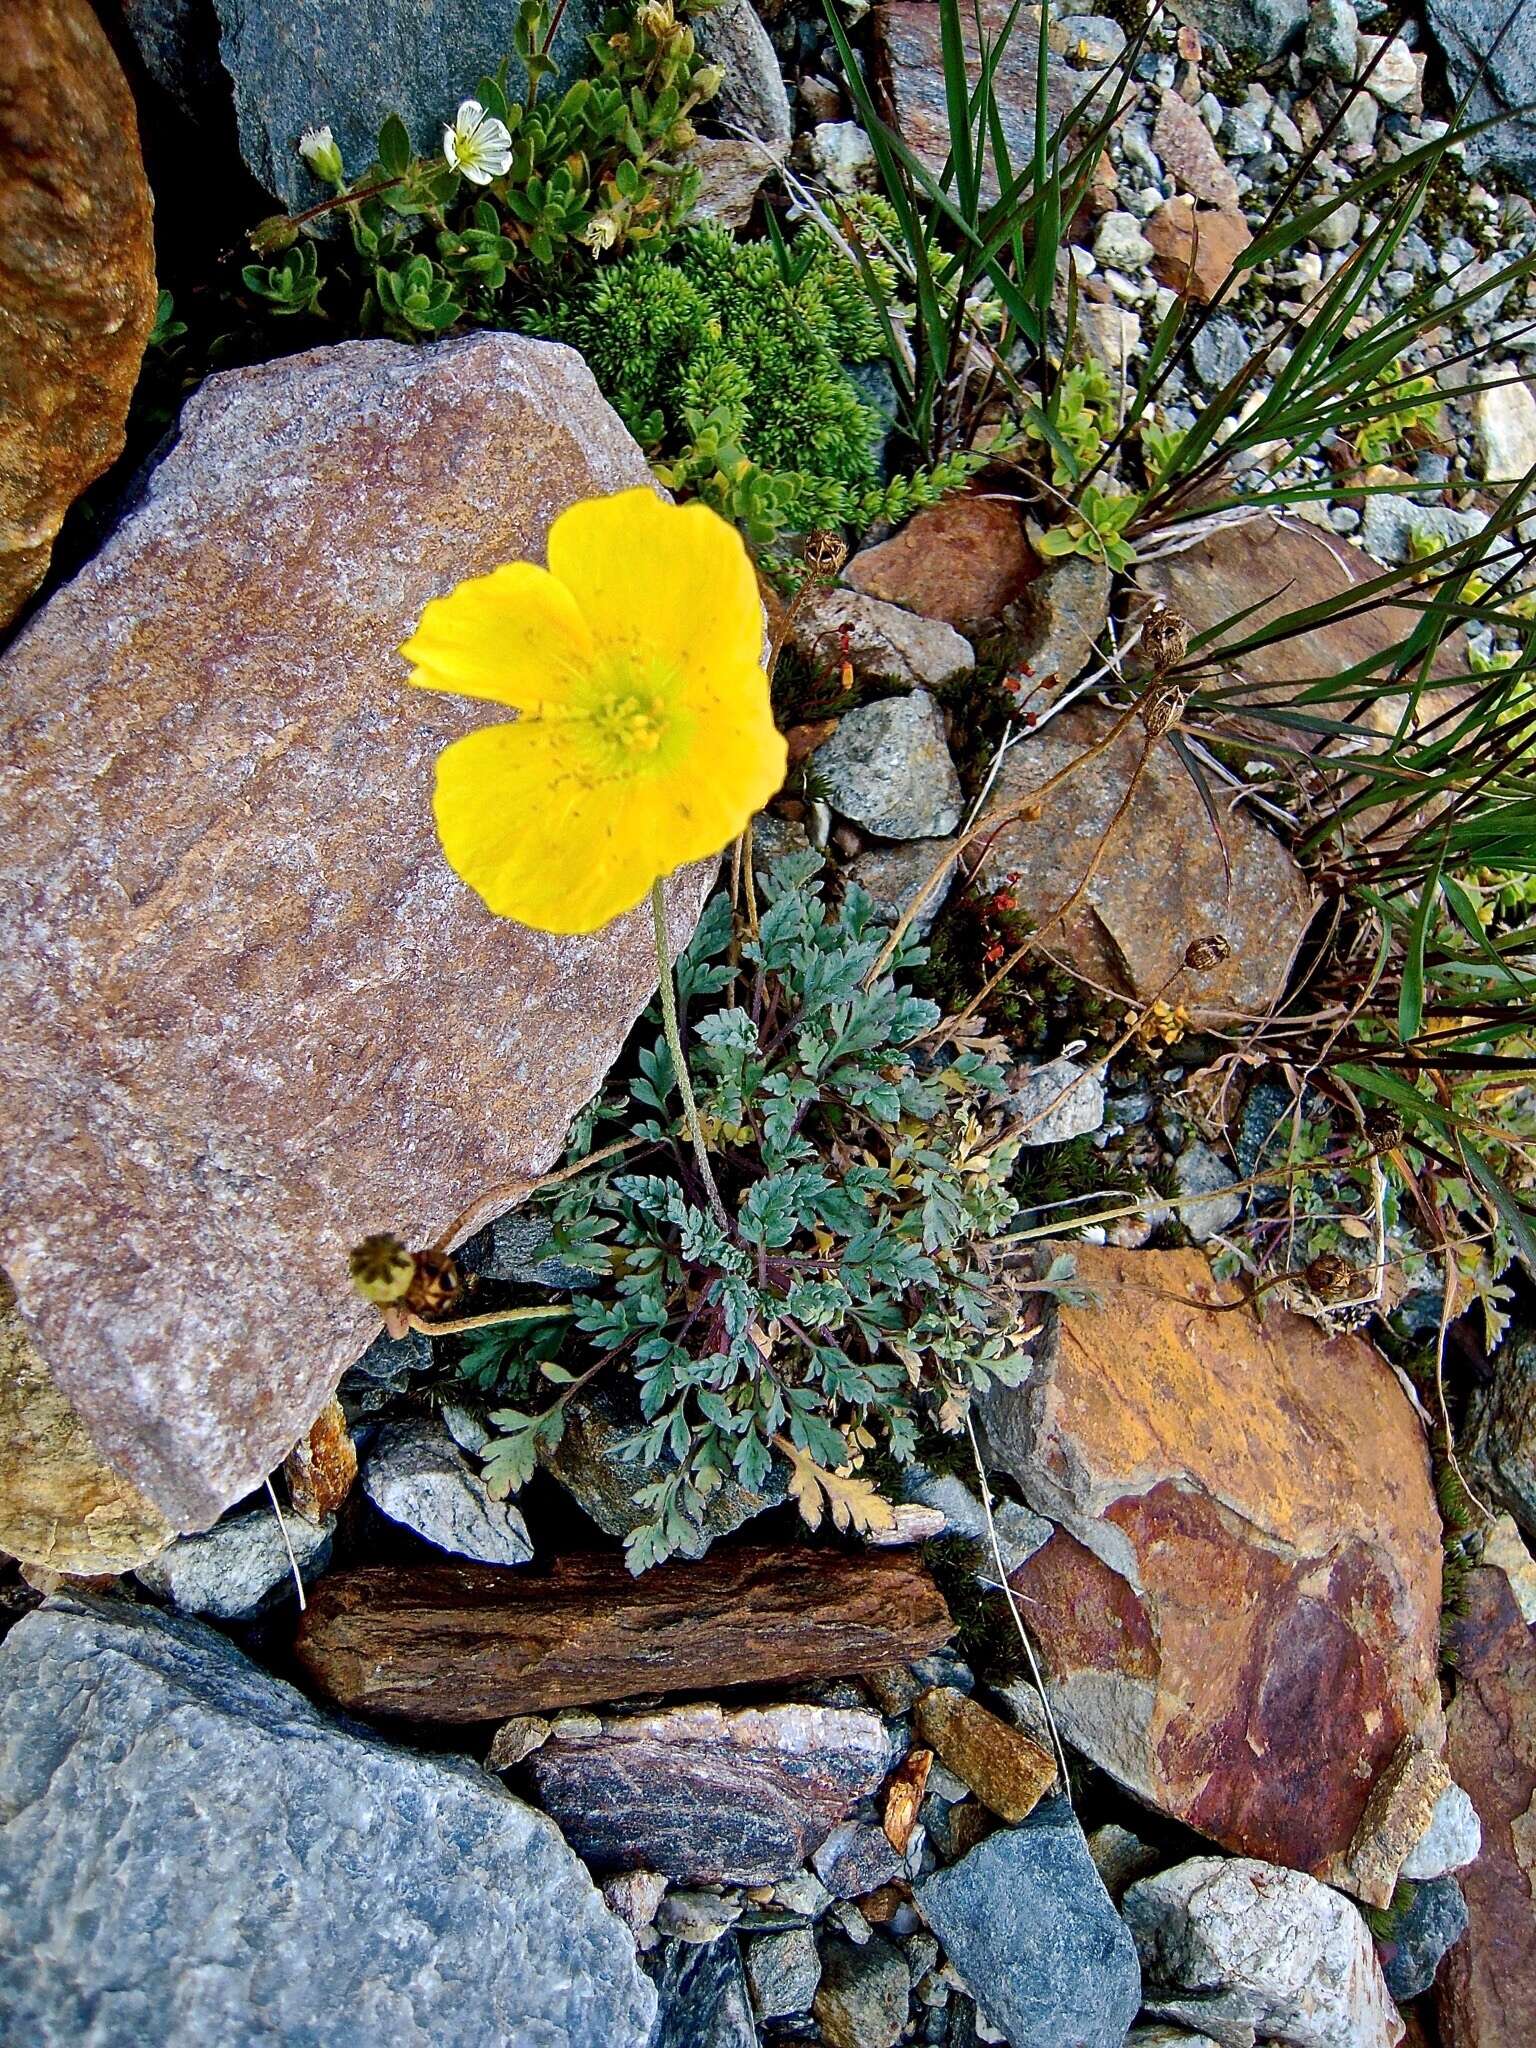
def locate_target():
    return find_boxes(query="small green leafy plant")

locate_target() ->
[244,0,715,337]
[473,855,1057,1570]
[544,221,984,543]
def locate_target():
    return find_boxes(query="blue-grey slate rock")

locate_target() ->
[122,0,607,208]
[1426,0,1536,194]
[1378,1876,1469,2000]
[813,1934,910,2048]
[1170,0,1308,62]
[134,1504,333,1618]
[648,1936,760,2048]
[0,1595,657,2048]
[1466,1327,1536,1538]
[362,1416,534,1565]
[915,1798,1142,2048]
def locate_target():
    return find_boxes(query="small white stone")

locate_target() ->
[1400,1782,1483,1880]
[809,120,875,194]
[1094,209,1156,271]
[1009,1057,1106,1147]
[1475,379,1536,484]
[1360,35,1423,112]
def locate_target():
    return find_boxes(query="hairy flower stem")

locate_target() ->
[652,879,731,1231]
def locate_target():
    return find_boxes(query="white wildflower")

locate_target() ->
[443,99,514,185]
[297,124,344,184]
[582,214,620,254]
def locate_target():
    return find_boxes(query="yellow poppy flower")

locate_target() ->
[400,488,786,934]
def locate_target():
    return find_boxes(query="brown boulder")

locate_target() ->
[0,1272,173,1574]
[1135,511,1468,726]
[294,1545,954,1719]
[1146,195,1252,301]
[1435,1565,1536,2047]
[0,0,156,628]
[1152,89,1240,209]
[971,704,1314,1021]
[982,1245,1444,1894]
[0,335,708,1529]
[845,494,1038,627]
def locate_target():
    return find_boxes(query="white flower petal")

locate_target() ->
[478,115,513,152]
[443,126,462,167]
[460,158,494,184]
[454,99,485,135]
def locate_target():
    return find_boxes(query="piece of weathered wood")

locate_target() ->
[293,1545,953,1720]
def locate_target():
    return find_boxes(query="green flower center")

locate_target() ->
[556,649,687,779]
[591,690,666,755]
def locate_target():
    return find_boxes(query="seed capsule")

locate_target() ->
[1183,933,1232,972]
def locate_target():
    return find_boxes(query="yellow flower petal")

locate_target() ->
[546,488,764,679]
[400,561,594,709]
[433,685,785,935]
[431,721,663,933]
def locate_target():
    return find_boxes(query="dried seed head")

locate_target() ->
[1141,602,1190,675]
[1364,1105,1406,1151]
[1183,933,1232,973]
[1139,678,1187,737]
[350,1232,414,1305]
[1305,1251,1355,1301]
[803,529,849,580]
[403,1246,464,1320]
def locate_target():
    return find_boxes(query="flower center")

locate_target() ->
[553,649,685,778]
[590,689,666,754]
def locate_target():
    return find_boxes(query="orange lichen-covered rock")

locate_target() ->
[845,495,1038,627]
[0,0,156,626]
[981,1245,1443,1896]
[1436,1564,1536,2047]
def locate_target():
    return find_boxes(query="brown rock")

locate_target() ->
[282,1397,356,1522]
[0,335,708,1530]
[984,1245,1444,1892]
[687,137,770,230]
[883,1744,932,1851]
[0,0,156,627]
[1152,90,1240,209]
[486,1714,551,1769]
[293,1544,953,1719]
[814,1934,910,2048]
[1435,1565,1536,2047]
[0,1271,173,1573]
[874,0,1114,195]
[971,705,1314,1021]
[1135,511,1469,728]
[845,494,1038,626]
[913,1685,1057,1821]
[529,1700,892,1883]
[1146,196,1253,302]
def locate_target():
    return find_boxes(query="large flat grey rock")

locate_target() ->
[0,1594,657,2046]
[0,334,708,1531]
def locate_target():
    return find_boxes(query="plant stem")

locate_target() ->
[651,878,731,1230]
